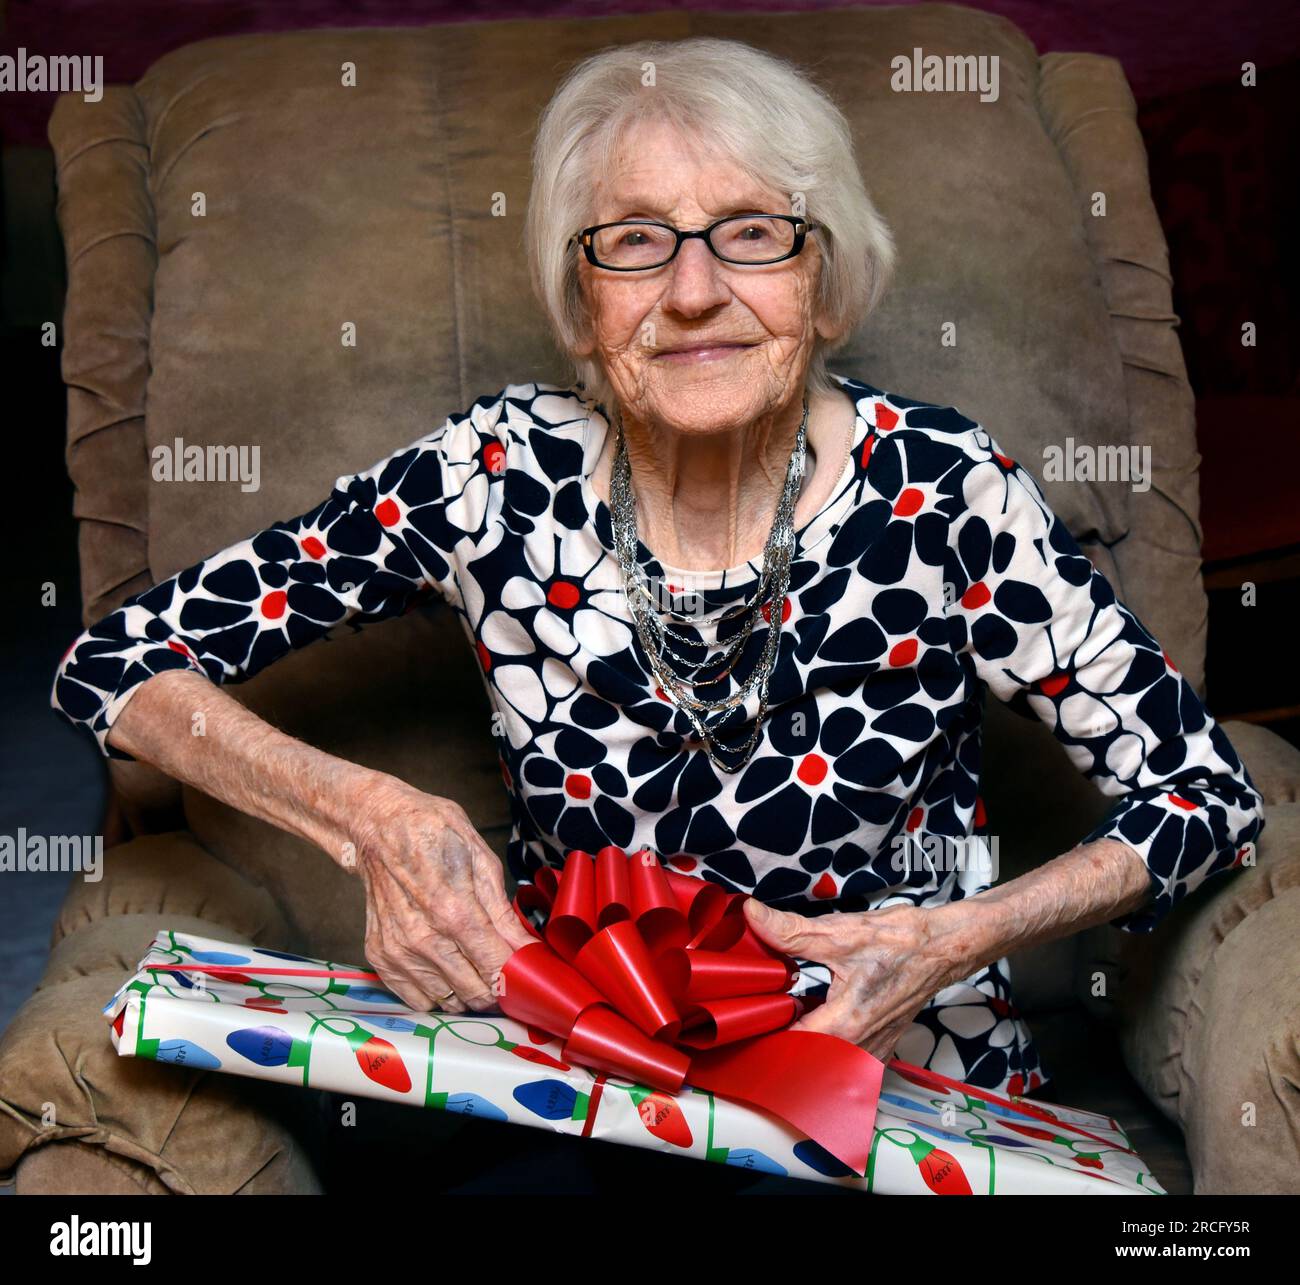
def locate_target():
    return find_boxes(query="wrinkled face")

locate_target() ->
[574,118,838,435]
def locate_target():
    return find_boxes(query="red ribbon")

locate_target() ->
[501,845,884,1174]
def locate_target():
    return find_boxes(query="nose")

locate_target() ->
[659,235,731,318]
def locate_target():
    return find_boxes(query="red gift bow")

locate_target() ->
[501,845,884,1175]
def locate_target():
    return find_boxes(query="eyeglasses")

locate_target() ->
[570,214,820,272]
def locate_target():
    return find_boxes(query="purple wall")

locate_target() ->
[3,0,1299,147]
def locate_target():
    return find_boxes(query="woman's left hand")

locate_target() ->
[741,899,974,1062]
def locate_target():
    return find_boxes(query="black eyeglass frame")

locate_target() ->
[569,214,821,271]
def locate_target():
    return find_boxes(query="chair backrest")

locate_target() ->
[50,6,1203,1009]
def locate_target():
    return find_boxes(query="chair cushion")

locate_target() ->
[53,829,290,948]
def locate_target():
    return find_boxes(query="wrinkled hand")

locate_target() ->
[347,778,536,1013]
[741,899,972,1062]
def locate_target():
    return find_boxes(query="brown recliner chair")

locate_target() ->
[4,6,1298,1195]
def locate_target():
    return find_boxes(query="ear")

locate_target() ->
[570,306,596,359]
[570,260,597,358]
[803,232,846,346]
[814,308,849,345]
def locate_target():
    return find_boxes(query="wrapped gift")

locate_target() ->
[105,927,1165,1194]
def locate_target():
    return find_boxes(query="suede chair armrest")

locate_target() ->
[1218,719,1300,807]
[1105,803,1300,1193]
[0,832,322,1193]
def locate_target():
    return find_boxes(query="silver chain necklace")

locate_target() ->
[609,394,809,773]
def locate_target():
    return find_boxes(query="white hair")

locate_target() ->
[525,36,897,412]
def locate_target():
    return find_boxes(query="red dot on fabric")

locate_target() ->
[654,686,670,701]
[302,536,326,559]
[961,581,991,610]
[889,638,918,667]
[875,403,899,431]
[548,581,580,610]
[861,435,874,468]
[1162,649,1179,673]
[668,855,698,872]
[166,640,193,660]
[1028,1071,1042,1089]
[565,774,592,800]
[761,596,792,624]
[1007,1073,1025,1097]
[995,453,1015,469]
[893,487,924,517]
[484,442,506,475]
[812,872,837,899]
[1167,792,1197,811]
[797,753,828,786]
[261,591,287,619]
[1039,673,1070,697]
[906,806,923,832]
[974,795,987,828]
[375,498,400,527]
[475,640,492,672]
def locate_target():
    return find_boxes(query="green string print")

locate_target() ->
[947,1090,1136,1192]
[115,937,228,1069]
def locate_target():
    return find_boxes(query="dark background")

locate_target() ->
[1,0,1298,1187]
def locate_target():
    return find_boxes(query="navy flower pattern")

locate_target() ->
[51,375,1265,1095]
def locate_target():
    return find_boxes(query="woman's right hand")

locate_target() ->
[346,776,537,1013]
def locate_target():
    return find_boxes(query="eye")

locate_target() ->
[715,218,782,249]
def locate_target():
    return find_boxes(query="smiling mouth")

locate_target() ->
[654,342,757,363]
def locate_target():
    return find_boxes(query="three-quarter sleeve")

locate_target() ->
[942,424,1266,933]
[51,398,501,763]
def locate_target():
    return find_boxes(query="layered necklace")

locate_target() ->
[608,395,810,774]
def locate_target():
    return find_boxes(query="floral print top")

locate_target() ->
[51,374,1265,1094]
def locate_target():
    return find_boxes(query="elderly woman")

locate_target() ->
[53,37,1263,1096]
